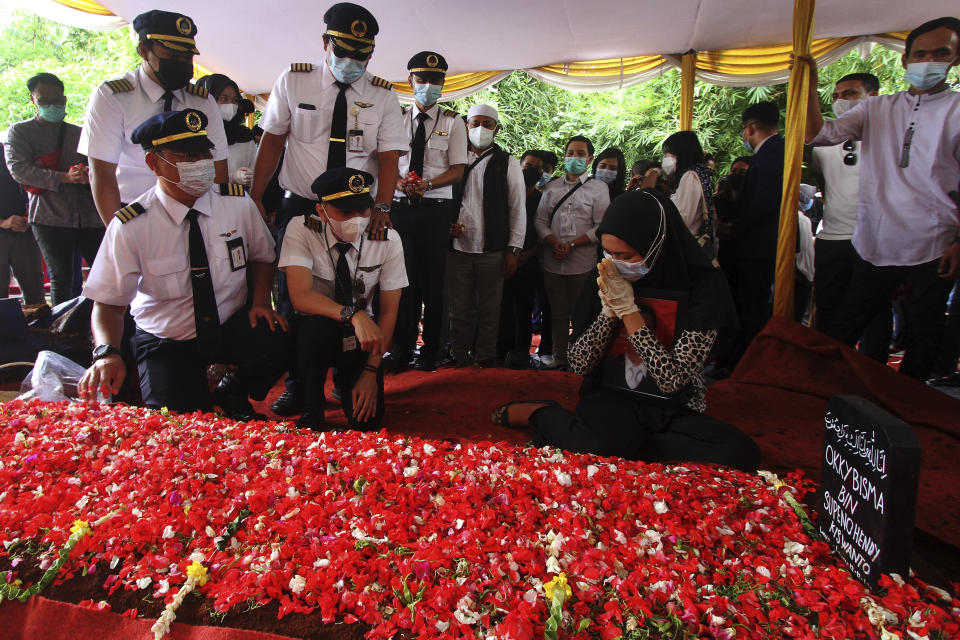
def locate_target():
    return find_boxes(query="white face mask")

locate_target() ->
[468,126,495,150]
[595,168,618,184]
[603,251,650,281]
[661,155,678,176]
[219,103,238,121]
[832,98,861,117]
[326,213,369,243]
[157,155,215,197]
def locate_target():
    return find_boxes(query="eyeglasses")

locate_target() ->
[36,99,66,107]
[842,140,857,166]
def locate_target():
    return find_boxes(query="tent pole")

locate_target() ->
[679,51,696,130]
[773,0,815,319]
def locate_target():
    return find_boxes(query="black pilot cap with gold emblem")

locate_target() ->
[131,109,215,153]
[311,167,375,212]
[133,10,200,54]
[324,3,378,57]
[408,51,448,83]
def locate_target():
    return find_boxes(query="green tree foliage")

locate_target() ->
[0,10,139,131]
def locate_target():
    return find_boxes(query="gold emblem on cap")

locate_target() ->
[426,54,439,68]
[348,174,365,193]
[350,19,367,38]
[175,16,192,35]
[185,111,203,132]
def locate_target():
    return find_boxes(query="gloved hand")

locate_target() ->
[597,285,617,318]
[230,167,253,187]
[597,258,638,318]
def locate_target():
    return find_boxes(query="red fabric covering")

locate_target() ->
[0,596,295,640]
[707,317,960,549]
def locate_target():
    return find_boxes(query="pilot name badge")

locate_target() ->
[226,237,246,271]
[348,130,364,153]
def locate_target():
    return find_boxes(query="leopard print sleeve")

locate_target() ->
[626,326,718,395]
[568,313,618,376]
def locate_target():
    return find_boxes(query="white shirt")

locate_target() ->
[394,103,468,200]
[278,215,408,317]
[810,90,960,266]
[797,211,815,282]
[454,147,526,254]
[227,139,258,177]
[811,140,860,240]
[536,173,609,275]
[260,63,407,199]
[78,68,229,204]
[670,170,707,237]
[83,185,275,340]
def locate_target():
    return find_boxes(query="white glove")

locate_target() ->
[230,167,253,187]
[597,258,638,318]
[597,283,617,318]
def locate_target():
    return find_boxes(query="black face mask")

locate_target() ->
[522,166,542,187]
[152,58,194,91]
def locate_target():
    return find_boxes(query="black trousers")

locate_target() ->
[533,272,553,355]
[497,257,539,356]
[390,198,451,360]
[828,256,953,380]
[529,388,761,473]
[932,281,960,376]
[31,224,104,307]
[732,258,775,360]
[814,239,891,362]
[133,309,289,413]
[276,193,316,393]
[297,314,385,428]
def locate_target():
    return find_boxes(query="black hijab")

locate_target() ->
[574,189,738,353]
[195,74,255,145]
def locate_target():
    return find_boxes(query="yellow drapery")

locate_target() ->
[680,52,696,130]
[391,71,507,96]
[51,0,114,16]
[533,56,666,77]
[773,0,816,319]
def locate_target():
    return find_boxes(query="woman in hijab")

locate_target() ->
[642,131,718,264]
[492,189,760,472]
[196,74,257,188]
[591,147,626,201]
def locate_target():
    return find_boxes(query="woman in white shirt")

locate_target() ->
[642,131,718,264]
[196,74,257,187]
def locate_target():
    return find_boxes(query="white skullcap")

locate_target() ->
[467,103,498,121]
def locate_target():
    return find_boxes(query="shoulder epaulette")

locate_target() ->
[366,227,388,241]
[442,108,458,118]
[304,216,323,233]
[219,183,247,196]
[104,78,134,94]
[369,75,392,90]
[291,63,313,73]
[184,83,208,98]
[114,202,145,224]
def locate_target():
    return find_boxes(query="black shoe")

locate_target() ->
[213,389,267,422]
[270,389,303,417]
[382,352,413,373]
[476,358,501,368]
[414,354,436,371]
[296,410,327,431]
[503,351,530,370]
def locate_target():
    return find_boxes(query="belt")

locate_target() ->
[393,197,450,206]
[283,190,317,204]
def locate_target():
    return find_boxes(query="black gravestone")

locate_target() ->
[817,395,921,589]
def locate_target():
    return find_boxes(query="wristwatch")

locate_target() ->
[340,305,356,325]
[374,202,390,214]
[568,241,576,249]
[510,246,522,256]
[91,344,121,362]
[426,179,433,191]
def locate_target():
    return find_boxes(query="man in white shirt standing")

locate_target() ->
[801,16,960,380]
[535,135,610,369]
[448,104,525,367]
[810,72,891,362]
[79,10,229,226]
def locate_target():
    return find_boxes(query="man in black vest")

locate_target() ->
[447,104,526,367]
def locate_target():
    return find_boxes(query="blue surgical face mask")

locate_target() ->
[413,83,443,107]
[37,104,66,123]
[742,135,753,152]
[564,156,588,176]
[603,251,650,281]
[327,50,367,84]
[595,168,618,184]
[536,172,552,188]
[904,59,956,91]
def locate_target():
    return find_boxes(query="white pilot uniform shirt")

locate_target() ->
[83,185,275,340]
[278,215,408,317]
[259,62,407,200]
[78,68,229,204]
[394,103,468,200]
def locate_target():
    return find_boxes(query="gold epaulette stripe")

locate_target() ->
[304,217,324,233]
[184,83,208,98]
[369,75,392,90]
[114,202,145,223]
[442,108,458,118]
[290,63,314,73]
[366,228,388,241]
[105,78,134,94]
[220,183,246,196]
